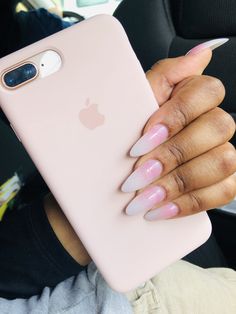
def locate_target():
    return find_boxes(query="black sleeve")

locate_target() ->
[0,197,85,300]
[16,8,72,49]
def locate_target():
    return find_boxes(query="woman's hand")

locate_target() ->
[122,42,236,221]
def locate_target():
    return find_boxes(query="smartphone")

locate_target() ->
[0,15,211,292]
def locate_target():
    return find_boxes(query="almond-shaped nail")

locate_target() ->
[186,38,229,56]
[121,159,163,193]
[144,202,179,221]
[130,124,168,157]
[126,186,166,216]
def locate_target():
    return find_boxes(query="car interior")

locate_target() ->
[0,0,235,286]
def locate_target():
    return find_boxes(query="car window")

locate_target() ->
[37,0,123,18]
[20,0,123,19]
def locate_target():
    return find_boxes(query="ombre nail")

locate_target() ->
[126,185,166,216]
[121,159,163,193]
[144,203,179,221]
[186,38,229,56]
[130,124,169,157]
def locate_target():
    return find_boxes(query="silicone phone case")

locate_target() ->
[0,15,211,292]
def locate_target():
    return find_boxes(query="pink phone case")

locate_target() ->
[0,15,211,292]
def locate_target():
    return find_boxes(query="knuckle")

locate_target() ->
[219,143,236,174]
[152,58,167,66]
[213,108,236,140]
[188,192,203,213]
[221,178,236,203]
[151,58,171,69]
[158,72,175,91]
[166,142,186,166]
[171,95,190,129]
[202,76,225,103]
[172,170,187,194]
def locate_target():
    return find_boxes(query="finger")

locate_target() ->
[124,143,236,215]
[130,75,226,158]
[146,48,212,106]
[146,38,229,106]
[155,142,236,202]
[138,107,236,176]
[123,110,235,193]
[144,175,236,221]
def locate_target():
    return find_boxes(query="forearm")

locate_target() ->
[0,194,88,299]
[44,193,91,266]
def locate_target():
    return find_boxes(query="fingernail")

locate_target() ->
[144,202,179,221]
[121,159,163,193]
[126,186,166,216]
[130,124,169,157]
[186,38,229,56]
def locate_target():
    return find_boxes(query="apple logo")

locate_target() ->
[79,98,105,130]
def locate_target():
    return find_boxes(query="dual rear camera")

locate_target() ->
[2,50,62,88]
[3,63,37,88]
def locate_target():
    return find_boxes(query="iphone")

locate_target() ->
[0,15,211,292]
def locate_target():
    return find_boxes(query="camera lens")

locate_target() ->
[3,63,37,88]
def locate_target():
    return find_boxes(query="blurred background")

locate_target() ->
[17,0,123,19]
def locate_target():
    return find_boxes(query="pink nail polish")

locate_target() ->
[126,186,166,216]
[121,159,163,193]
[130,124,168,157]
[144,203,179,221]
[186,38,229,56]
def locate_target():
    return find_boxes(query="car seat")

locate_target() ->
[114,0,236,145]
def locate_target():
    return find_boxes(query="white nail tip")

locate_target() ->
[205,38,229,51]
[130,146,147,158]
[186,38,229,55]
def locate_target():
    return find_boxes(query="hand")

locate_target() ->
[44,42,235,264]
[122,44,236,221]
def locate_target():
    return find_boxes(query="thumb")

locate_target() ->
[146,38,228,106]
